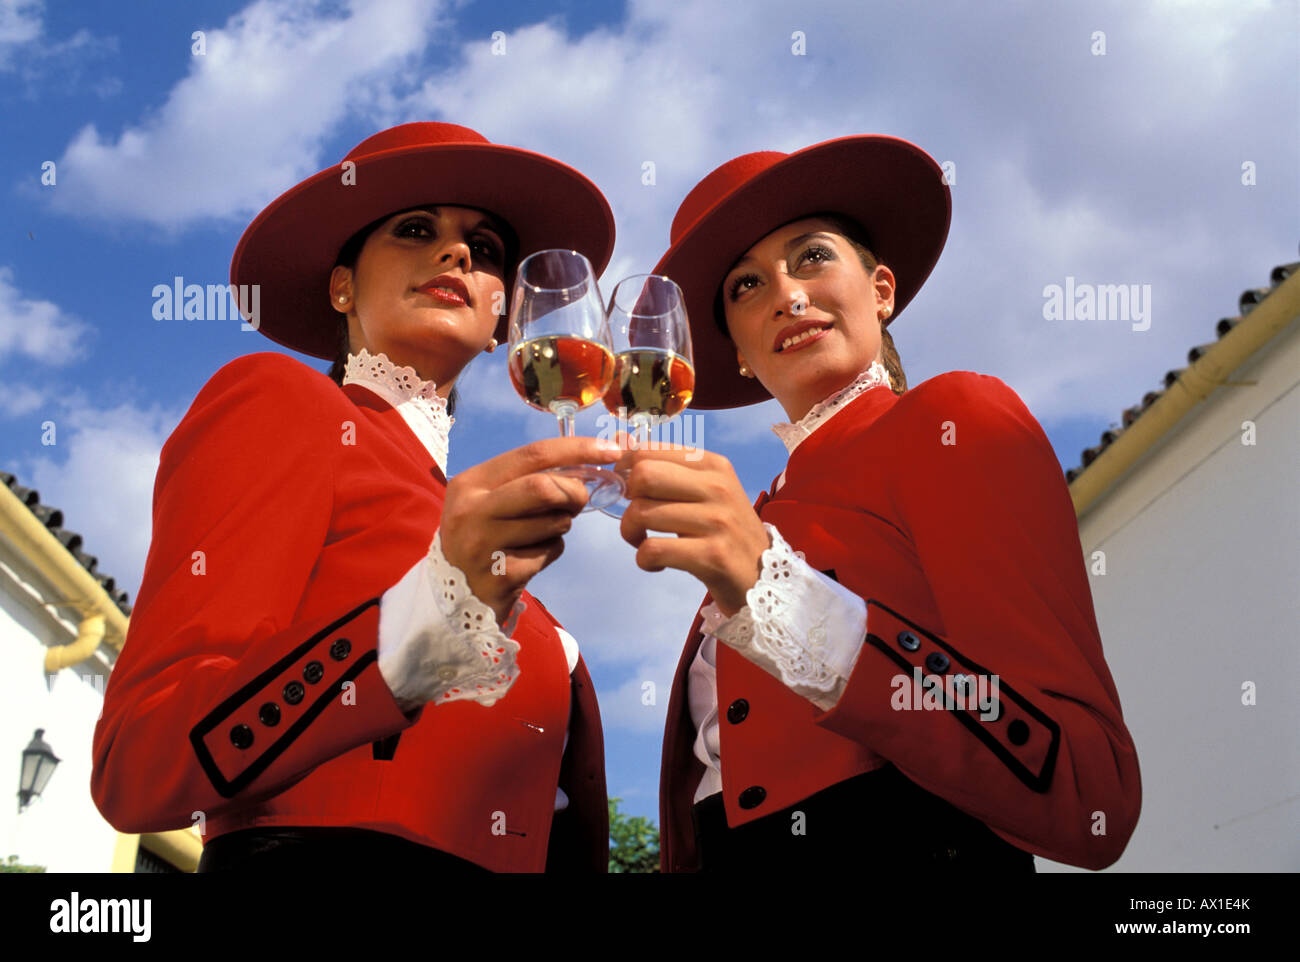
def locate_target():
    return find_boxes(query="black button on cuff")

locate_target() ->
[738,786,767,809]
[258,702,281,727]
[230,724,254,750]
[897,631,921,652]
[303,660,325,684]
[1007,719,1030,745]
[726,699,749,724]
[283,680,305,705]
[925,651,950,673]
[329,638,352,661]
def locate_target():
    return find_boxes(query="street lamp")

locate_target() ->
[18,729,60,813]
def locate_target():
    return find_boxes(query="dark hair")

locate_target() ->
[714,211,907,395]
[325,209,521,415]
[325,213,387,386]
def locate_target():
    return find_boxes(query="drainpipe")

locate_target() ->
[0,482,128,671]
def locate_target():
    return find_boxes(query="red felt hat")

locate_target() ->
[231,122,615,359]
[652,135,951,409]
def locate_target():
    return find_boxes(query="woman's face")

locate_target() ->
[330,205,508,391]
[721,216,894,421]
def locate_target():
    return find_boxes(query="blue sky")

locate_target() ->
[2,0,1295,828]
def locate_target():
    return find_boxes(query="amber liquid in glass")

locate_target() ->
[510,334,616,412]
[603,348,695,419]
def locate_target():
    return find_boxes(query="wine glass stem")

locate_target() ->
[553,401,578,437]
[630,414,651,446]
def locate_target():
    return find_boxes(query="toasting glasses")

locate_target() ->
[507,249,624,513]
[598,274,694,519]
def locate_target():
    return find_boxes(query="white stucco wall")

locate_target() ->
[0,556,122,873]
[1039,312,1300,871]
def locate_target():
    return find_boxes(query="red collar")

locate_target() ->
[763,386,899,500]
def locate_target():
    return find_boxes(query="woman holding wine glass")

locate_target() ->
[617,136,1143,872]
[91,122,619,873]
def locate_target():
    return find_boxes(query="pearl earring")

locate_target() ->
[739,363,754,378]
[337,295,347,304]
[484,338,498,353]
[881,305,892,320]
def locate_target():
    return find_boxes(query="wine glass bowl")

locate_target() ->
[603,275,695,434]
[600,274,694,518]
[510,335,615,417]
[506,250,624,512]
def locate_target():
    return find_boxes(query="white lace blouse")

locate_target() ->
[342,349,579,809]
[688,362,892,802]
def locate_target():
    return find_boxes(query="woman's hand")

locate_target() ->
[441,436,621,623]
[615,446,770,615]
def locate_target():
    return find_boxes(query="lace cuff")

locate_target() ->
[703,524,867,710]
[377,532,522,710]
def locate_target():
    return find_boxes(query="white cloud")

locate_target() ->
[0,383,45,417]
[452,350,527,419]
[525,495,704,733]
[0,0,41,69]
[0,266,92,365]
[50,0,447,228]
[1,0,117,93]
[594,652,679,734]
[19,395,184,602]
[708,400,788,447]
[389,0,1291,453]
[382,11,742,313]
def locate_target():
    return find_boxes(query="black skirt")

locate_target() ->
[197,807,587,873]
[691,765,1037,872]
[197,826,490,873]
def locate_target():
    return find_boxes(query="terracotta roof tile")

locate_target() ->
[0,470,132,616]
[1065,258,1298,482]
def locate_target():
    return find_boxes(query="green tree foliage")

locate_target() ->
[1,854,46,873]
[608,797,660,873]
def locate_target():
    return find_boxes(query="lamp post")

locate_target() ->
[18,729,60,813]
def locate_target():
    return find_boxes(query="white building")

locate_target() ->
[0,472,200,872]
[1039,260,1300,871]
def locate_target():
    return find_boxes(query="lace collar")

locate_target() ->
[770,361,892,455]
[342,348,452,474]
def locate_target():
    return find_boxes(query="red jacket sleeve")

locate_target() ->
[91,353,417,834]
[814,372,1141,869]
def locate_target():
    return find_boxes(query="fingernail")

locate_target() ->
[596,439,622,453]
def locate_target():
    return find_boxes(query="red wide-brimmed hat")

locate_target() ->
[231,122,615,359]
[653,135,951,409]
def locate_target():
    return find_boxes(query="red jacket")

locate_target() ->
[92,353,608,872]
[659,372,1141,871]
